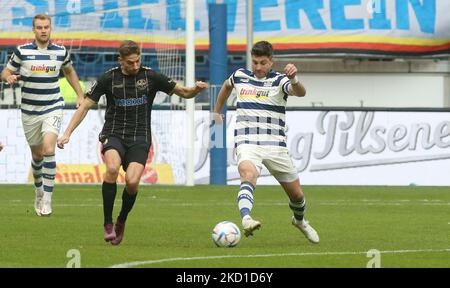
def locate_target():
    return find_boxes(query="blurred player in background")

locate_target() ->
[57,40,207,245]
[213,41,319,243]
[0,143,3,152]
[0,14,84,216]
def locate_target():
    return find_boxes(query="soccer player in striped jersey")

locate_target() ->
[213,41,319,243]
[57,40,207,245]
[1,14,84,217]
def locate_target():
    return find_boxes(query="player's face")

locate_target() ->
[119,54,141,75]
[33,19,51,45]
[251,55,273,79]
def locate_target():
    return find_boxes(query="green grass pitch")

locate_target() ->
[0,184,449,268]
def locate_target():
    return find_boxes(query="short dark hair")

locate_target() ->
[33,14,52,27]
[118,40,141,58]
[251,41,273,58]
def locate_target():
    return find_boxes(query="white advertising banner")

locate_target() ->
[0,109,449,186]
[0,0,449,57]
[0,109,188,185]
[194,110,450,186]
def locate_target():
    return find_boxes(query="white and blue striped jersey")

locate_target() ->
[6,41,71,115]
[229,68,291,148]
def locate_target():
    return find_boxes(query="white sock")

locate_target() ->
[42,155,56,198]
[31,159,44,194]
[237,181,255,218]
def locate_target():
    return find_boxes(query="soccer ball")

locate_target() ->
[211,221,241,248]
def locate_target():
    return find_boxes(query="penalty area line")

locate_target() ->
[110,248,450,268]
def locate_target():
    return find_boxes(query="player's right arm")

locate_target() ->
[1,47,21,84]
[212,79,233,124]
[58,74,107,149]
[57,97,96,149]
[1,67,20,85]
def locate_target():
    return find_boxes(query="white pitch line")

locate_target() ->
[2,201,449,207]
[110,248,450,268]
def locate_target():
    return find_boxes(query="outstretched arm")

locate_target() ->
[212,79,233,124]
[57,97,96,149]
[62,65,85,108]
[172,81,208,99]
[284,63,306,97]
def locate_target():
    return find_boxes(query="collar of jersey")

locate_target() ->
[31,40,56,50]
[249,69,277,80]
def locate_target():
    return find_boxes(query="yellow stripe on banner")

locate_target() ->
[202,35,450,47]
[2,32,449,47]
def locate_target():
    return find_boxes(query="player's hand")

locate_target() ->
[283,63,298,79]
[0,142,3,152]
[76,95,84,109]
[195,81,208,91]
[57,135,70,149]
[212,112,224,125]
[5,74,20,85]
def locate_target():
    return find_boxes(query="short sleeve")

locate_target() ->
[228,71,236,87]
[61,49,72,68]
[6,47,22,72]
[86,74,108,103]
[152,71,177,94]
[280,76,291,95]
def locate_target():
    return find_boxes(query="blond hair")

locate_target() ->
[33,14,52,27]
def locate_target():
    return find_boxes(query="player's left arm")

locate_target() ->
[284,63,306,97]
[172,81,208,99]
[62,64,85,108]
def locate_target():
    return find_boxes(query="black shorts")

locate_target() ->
[101,136,150,171]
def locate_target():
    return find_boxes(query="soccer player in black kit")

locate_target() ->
[58,40,207,245]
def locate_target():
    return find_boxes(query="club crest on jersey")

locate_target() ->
[137,79,148,91]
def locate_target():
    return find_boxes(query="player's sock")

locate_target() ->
[117,188,137,222]
[31,158,44,193]
[289,197,306,222]
[42,155,56,195]
[238,181,255,218]
[102,181,117,225]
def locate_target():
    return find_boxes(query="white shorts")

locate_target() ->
[236,144,299,183]
[21,109,63,146]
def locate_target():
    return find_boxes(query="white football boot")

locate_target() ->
[34,189,44,216]
[242,215,261,237]
[40,192,52,216]
[292,217,319,244]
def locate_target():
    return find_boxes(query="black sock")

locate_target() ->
[102,182,117,225]
[118,188,137,223]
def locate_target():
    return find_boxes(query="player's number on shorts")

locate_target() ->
[53,116,62,130]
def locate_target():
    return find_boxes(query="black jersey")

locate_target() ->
[87,66,176,143]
